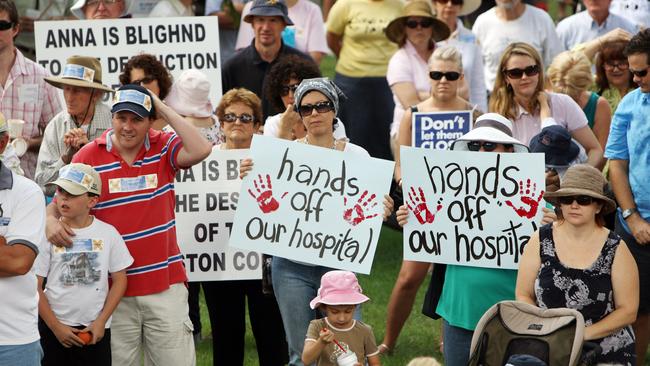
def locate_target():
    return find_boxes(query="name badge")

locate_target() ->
[54,238,97,254]
[108,174,158,193]
[0,217,10,226]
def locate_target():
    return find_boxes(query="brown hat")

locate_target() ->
[544,164,616,214]
[44,56,113,93]
[385,0,450,44]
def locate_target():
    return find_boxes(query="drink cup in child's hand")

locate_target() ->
[336,350,358,366]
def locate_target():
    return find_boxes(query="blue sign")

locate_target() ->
[412,110,472,150]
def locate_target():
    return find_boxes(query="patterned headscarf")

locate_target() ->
[293,77,346,116]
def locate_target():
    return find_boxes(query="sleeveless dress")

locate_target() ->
[534,224,636,365]
[582,91,599,129]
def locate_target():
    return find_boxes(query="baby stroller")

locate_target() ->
[467,301,601,366]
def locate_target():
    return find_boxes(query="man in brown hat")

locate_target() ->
[35,56,113,197]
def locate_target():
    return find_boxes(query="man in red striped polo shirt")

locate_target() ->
[46,84,212,366]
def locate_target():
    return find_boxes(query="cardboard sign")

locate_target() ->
[229,135,395,274]
[34,17,222,103]
[175,148,261,281]
[412,110,472,150]
[400,147,545,269]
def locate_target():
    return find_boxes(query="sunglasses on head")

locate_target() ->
[558,195,596,206]
[280,83,299,97]
[429,71,460,81]
[603,61,629,71]
[297,101,334,117]
[504,64,540,79]
[630,67,649,78]
[0,20,14,31]
[222,113,255,123]
[405,18,435,29]
[434,0,464,5]
[466,141,512,152]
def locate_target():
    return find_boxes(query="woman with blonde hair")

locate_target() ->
[547,51,611,150]
[489,42,603,169]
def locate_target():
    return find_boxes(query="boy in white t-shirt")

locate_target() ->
[35,163,133,366]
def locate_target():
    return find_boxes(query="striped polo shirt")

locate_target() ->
[72,128,186,297]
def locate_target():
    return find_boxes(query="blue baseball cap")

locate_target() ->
[111,84,154,118]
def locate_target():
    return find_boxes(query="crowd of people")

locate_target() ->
[1,0,650,364]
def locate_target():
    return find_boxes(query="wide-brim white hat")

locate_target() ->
[450,112,529,153]
[164,69,213,118]
[70,0,131,19]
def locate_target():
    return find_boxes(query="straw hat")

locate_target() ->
[385,0,450,44]
[544,165,616,214]
[458,0,481,16]
[450,113,529,153]
[44,56,113,93]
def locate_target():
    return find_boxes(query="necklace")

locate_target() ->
[303,136,337,150]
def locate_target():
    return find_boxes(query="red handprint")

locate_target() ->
[504,179,544,219]
[248,174,281,214]
[407,187,443,224]
[343,190,379,226]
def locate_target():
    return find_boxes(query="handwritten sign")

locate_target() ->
[34,17,222,103]
[175,148,261,281]
[229,135,395,274]
[400,147,545,269]
[412,111,472,149]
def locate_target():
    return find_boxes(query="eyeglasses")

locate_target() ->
[0,20,13,31]
[558,195,596,206]
[429,71,461,81]
[504,65,540,79]
[85,0,122,6]
[630,67,649,78]
[297,101,334,117]
[434,0,464,5]
[603,61,629,71]
[222,113,255,123]
[406,18,435,29]
[467,141,499,151]
[132,76,155,85]
[280,83,299,97]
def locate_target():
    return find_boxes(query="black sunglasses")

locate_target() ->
[280,83,299,97]
[0,20,14,31]
[504,65,540,79]
[467,141,497,152]
[297,101,334,117]
[558,195,596,206]
[406,18,434,29]
[630,67,649,78]
[429,71,460,81]
[222,113,255,123]
[434,0,464,4]
[132,76,155,85]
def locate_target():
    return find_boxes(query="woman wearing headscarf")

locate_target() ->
[241,77,393,366]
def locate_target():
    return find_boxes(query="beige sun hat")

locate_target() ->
[457,0,481,16]
[44,56,113,93]
[543,164,616,214]
[385,0,451,44]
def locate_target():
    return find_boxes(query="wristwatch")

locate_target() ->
[622,207,638,220]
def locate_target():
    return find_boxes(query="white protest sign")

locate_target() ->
[229,135,395,274]
[400,147,545,269]
[175,148,261,281]
[411,111,472,150]
[34,17,222,103]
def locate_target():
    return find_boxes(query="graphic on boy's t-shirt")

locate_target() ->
[54,238,103,286]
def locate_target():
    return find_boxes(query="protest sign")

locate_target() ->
[175,148,261,282]
[34,17,221,103]
[229,135,395,274]
[412,110,472,149]
[400,147,545,269]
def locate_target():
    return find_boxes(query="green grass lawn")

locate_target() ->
[194,225,444,365]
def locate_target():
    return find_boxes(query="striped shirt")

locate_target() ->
[0,50,63,179]
[72,128,186,296]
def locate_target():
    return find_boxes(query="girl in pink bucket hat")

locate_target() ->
[302,271,380,366]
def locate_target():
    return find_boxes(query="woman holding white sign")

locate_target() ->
[516,165,638,365]
[382,45,479,354]
[204,88,289,366]
[240,77,394,366]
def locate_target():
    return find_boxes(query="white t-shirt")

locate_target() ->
[236,0,329,54]
[263,114,348,140]
[34,218,133,328]
[0,172,46,345]
[472,5,563,91]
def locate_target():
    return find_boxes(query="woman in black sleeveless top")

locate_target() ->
[516,165,638,365]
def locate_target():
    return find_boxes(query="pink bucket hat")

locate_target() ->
[309,271,370,309]
[164,69,214,118]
